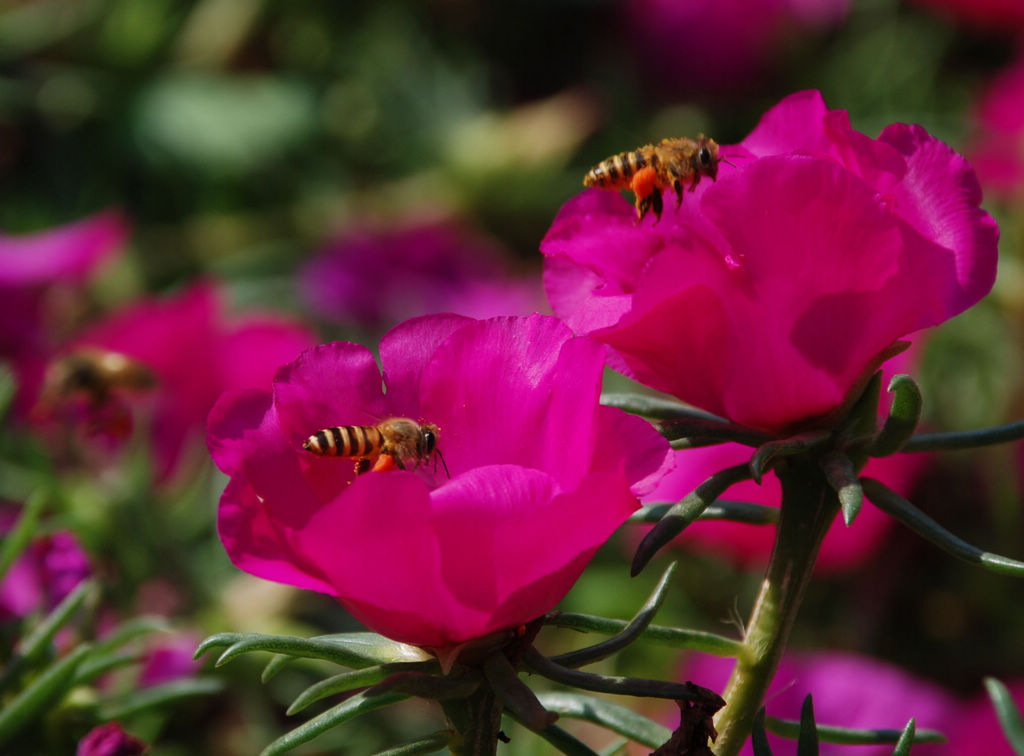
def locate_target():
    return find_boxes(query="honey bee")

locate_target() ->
[38,347,157,410]
[583,135,722,223]
[302,417,449,478]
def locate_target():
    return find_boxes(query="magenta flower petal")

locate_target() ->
[0,210,127,285]
[76,722,147,756]
[379,313,472,416]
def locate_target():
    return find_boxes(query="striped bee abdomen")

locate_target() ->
[303,425,385,457]
[583,149,652,190]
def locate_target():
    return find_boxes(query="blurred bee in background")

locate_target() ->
[303,417,449,478]
[35,347,157,440]
[583,134,722,223]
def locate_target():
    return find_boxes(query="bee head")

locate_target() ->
[420,423,440,456]
[696,136,720,181]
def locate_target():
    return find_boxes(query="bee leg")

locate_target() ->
[634,194,652,224]
[649,189,663,224]
[688,174,699,192]
[354,458,373,476]
[673,180,684,208]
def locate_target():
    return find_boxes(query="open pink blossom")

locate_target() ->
[207,314,672,649]
[542,90,998,434]
[60,281,315,479]
[684,651,957,754]
[300,221,543,332]
[966,54,1024,200]
[0,211,128,414]
[76,722,147,756]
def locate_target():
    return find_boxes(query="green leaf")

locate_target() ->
[752,707,774,756]
[862,477,1024,577]
[600,393,720,420]
[482,653,556,732]
[820,452,863,526]
[91,615,173,657]
[544,613,744,658]
[631,463,752,576]
[797,694,818,756]
[259,691,409,756]
[372,731,451,755]
[630,500,779,526]
[551,562,677,669]
[0,361,15,421]
[871,375,923,456]
[0,644,92,746]
[206,632,431,669]
[902,419,1024,452]
[536,692,671,747]
[984,677,1024,754]
[764,714,945,745]
[749,433,829,484]
[892,719,916,756]
[0,489,46,585]
[515,719,601,756]
[288,666,395,714]
[659,417,773,448]
[74,651,144,686]
[97,677,225,721]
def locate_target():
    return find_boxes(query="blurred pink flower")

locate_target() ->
[626,0,850,94]
[0,210,128,413]
[300,221,543,331]
[61,281,315,479]
[542,90,998,434]
[947,680,1024,755]
[138,632,203,687]
[76,722,147,756]
[966,54,1024,201]
[207,314,672,649]
[684,651,957,754]
[909,0,1024,32]
[0,509,91,622]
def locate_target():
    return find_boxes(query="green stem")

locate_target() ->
[442,684,502,756]
[712,459,840,755]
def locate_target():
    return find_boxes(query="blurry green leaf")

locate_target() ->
[871,375,922,457]
[0,489,46,585]
[752,707,774,755]
[536,692,671,747]
[545,613,744,658]
[797,694,818,756]
[862,477,1024,577]
[91,615,172,657]
[0,644,92,746]
[97,677,225,721]
[765,714,945,745]
[0,361,15,421]
[259,691,408,756]
[134,73,315,176]
[984,677,1024,754]
[372,731,450,755]
[73,651,143,686]
[0,0,103,60]
[892,719,916,756]
[518,720,600,756]
[902,419,1024,452]
[632,463,752,576]
[8,579,97,679]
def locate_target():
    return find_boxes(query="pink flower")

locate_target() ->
[966,55,1024,200]
[626,0,850,94]
[138,632,203,687]
[0,509,91,622]
[0,211,127,414]
[542,90,998,434]
[60,281,315,479]
[683,652,957,754]
[76,722,147,756]
[300,221,543,332]
[207,314,672,649]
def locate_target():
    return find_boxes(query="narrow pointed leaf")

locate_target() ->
[214,632,431,668]
[892,719,916,756]
[863,477,1024,577]
[74,651,144,685]
[515,719,600,756]
[632,463,751,576]
[0,644,92,746]
[630,500,778,526]
[749,433,829,484]
[545,613,744,657]
[366,670,480,702]
[797,694,818,756]
[372,731,451,755]
[98,677,225,721]
[194,632,246,659]
[658,417,773,448]
[764,715,945,745]
[92,615,173,656]
[551,562,677,669]
[262,654,289,683]
[871,375,922,456]
[536,692,671,747]
[260,691,408,756]
[984,677,1024,754]
[752,707,774,756]
[601,393,721,421]
[821,452,863,526]
[902,419,1024,452]
[0,489,46,584]
[482,653,556,731]
[289,666,393,714]
[598,740,629,756]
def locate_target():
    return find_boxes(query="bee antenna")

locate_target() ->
[435,448,451,480]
